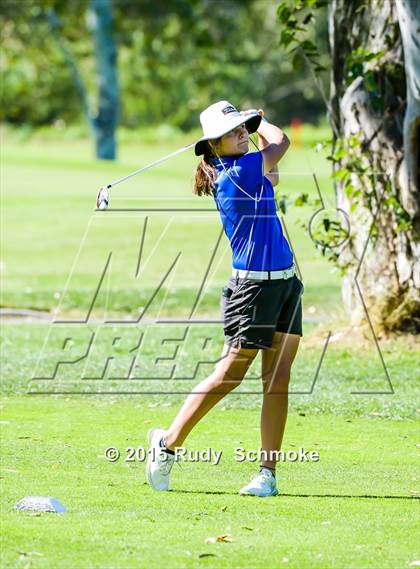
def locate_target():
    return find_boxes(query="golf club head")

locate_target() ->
[96,186,109,210]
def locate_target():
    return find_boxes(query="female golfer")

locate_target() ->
[146,101,304,497]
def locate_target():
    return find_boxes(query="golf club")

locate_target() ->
[96,141,196,210]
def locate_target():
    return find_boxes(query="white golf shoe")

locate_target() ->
[146,428,176,491]
[239,467,279,497]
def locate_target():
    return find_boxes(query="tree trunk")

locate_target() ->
[328,0,419,333]
[89,0,118,160]
[395,0,420,232]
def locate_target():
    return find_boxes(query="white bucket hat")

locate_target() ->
[194,100,262,156]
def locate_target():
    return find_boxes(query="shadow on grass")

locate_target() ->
[168,489,419,500]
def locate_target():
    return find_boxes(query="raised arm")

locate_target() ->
[258,131,279,186]
[257,116,290,175]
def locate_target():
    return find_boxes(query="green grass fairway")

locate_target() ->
[1,324,419,567]
[2,323,418,420]
[1,398,419,569]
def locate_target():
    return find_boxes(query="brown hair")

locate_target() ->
[193,141,219,197]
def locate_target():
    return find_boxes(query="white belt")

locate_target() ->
[232,264,296,281]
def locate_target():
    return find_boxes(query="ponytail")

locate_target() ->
[193,144,218,197]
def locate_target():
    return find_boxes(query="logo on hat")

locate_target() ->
[221,104,237,115]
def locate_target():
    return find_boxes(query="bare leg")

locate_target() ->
[164,343,258,450]
[260,332,301,471]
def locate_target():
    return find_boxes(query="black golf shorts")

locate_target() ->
[220,274,304,349]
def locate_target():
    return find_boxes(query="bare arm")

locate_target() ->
[257,118,290,175]
[258,131,279,186]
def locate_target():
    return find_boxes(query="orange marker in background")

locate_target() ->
[291,117,302,148]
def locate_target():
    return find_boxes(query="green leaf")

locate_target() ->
[292,50,304,72]
[277,4,292,23]
[302,13,314,25]
[364,71,377,92]
[345,182,354,198]
[350,62,363,78]
[300,39,318,54]
[280,28,295,47]
[287,18,300,30]
[348,134,361,148]
[331,147,347,160]
[278,195,288,214]
[294,193,309,206]
[333,168,349,181]
[365,49,385,61]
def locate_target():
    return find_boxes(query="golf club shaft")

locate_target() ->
[106,142,196,189]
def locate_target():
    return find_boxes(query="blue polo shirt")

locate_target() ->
[212,151,293,271]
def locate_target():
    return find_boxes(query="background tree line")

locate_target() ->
[0,0,328,132]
